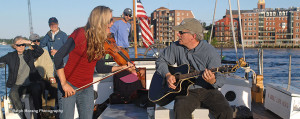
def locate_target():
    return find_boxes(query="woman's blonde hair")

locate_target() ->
[85,6,112,62]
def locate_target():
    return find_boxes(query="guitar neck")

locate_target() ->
[178,68,219,80]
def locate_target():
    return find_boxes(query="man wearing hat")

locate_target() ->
[30,33,57,110]
[40,17,68,63]
[110,8,132,50]
[155,18,233,119]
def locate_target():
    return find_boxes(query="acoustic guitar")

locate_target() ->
[148,64,239,106]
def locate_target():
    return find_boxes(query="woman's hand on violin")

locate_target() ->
[126,62,136,73]
[62,83,76,98]
[117,46,123,50]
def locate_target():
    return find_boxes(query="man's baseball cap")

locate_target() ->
[123,8,132,16]
[29,33,40,41]
[172,18,203,36]
[48,17,58,25]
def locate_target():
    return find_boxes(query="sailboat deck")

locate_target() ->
[252,102,282,119]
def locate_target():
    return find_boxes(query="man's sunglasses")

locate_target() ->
[125,14,132,17]
[110,18,114,23]
[33,40,40,42]
[15,44,26,47]
[179,31,191,35]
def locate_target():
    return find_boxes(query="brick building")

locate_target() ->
[216,0,300,47]
[215,17,239,43]
[151,7,194,45]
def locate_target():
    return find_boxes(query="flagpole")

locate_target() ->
[133,0,138,58]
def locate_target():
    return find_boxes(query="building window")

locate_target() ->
[244,27,247,31]
[266,22,268,26]
[296,29,299,32]
[296,23,299,27]
[182,13,184,15]
[267,18,269,20]
[245,22,247,26]
[221,22,224,25]
[279,12,282,16]
[266,12,269,16]
[279,17,281,20]
[254,18,256,21]
[273,12,276,16]
[254,23,256,26]
[234,22,237,26]
[177,13,180,16]
[245,19,247,21]
[244,32,247,36]
[254,27,256,30]
[187,13,189,16]
[177,17,180,21]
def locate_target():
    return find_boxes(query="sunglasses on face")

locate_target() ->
[179,31,191,35]
[110,18,113,23]
[125,14,132,17]
[15,44,26,47]
[33,40,40,42]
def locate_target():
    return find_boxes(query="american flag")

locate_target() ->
[136,0,154,48]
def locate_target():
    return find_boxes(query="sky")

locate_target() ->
[0,0,299,39]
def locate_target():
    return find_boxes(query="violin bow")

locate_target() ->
[75,65,134,91]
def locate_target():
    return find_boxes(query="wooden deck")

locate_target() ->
[252,102,282,119]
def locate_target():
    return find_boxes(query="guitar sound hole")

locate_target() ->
[225,91,236,102]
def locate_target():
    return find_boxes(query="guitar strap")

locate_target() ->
[186,52,196,73]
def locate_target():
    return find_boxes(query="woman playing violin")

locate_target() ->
[54,6,134,119]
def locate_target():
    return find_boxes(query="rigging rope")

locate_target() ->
[228,0,238,62]
[237,0,246,61]
[209,0,218,44]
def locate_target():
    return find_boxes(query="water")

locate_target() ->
[0,45,300,97]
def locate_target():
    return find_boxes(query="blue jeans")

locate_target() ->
[58,82,94,119]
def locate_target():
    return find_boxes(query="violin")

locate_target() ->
[104,33,145,81]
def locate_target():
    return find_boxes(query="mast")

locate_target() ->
[133,0,138,58]
[27,0,34,35]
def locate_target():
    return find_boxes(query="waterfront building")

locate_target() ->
[216,0,300,47]
[151,7,194,45]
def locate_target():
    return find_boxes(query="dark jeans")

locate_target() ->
[174,88,233,119]
[9,81,45,119]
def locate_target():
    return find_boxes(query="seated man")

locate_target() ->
[0,36,44,119]
[155,18,232,119]
[29,33,57,109]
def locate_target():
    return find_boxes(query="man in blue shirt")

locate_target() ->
[40,17,68,63]
[110,8,132,50]
[156,18,232,119]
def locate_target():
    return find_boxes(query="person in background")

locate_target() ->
[110,8,132,51]
[0,36,44,119]
[155,18,232,119]
[40,17,68,63]
[54,6,135,119]
[29,34,57,111]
